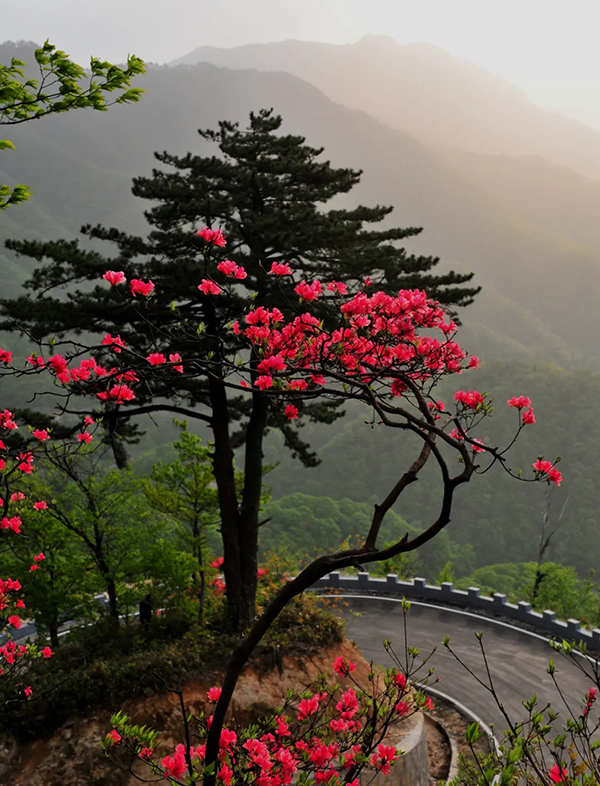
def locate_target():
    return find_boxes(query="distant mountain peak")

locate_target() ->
[355,36,448,57]
[356,34,400,47]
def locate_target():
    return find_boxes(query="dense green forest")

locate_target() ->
[8,424,600,648]
[262,359,598,576]
[132,352,600,590]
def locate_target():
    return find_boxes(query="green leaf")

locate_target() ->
[465,721,483,744]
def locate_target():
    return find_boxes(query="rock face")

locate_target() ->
[4,641,423,786]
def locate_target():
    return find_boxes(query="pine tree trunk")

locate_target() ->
[111,441,129,470]
[106,578,119,623]
[48,620,59,648]
[205,308,266,633]
[194,533,206,625]
[236,517,258,631]
[236,391,268,630]
[207,372,248,632]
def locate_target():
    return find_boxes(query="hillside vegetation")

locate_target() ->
[262,359,600,578]
[1,38,599,587]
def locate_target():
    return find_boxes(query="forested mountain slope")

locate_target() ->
[442,150,600,253]
[173,34,600,179]
[264,359,600,579]
[1,42,598,368]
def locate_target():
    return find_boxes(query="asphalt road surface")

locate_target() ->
[338,595,594,737]
[10,591,594,742]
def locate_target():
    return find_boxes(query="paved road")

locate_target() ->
[338,595,593,737]
[11,591,593,741]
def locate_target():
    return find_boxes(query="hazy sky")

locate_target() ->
[3,0,600,111]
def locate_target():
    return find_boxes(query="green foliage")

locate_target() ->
[527,563,599,625]
[0,505,97,645]
[454,562,529,596]
[0,181,30,209]
[143,420,221,589]
[0,40,144,209]
[438,561,455,584]
[260,492,474,577]
[140,538,198,615]
[144,421,219,528]
[1,585,342,741]
[366,547,419,581]
[101,710,157,756]
[16,448,176,624]
[455,561,600,625]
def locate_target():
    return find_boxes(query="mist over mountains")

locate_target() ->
[560,102,600,133]
[173,34,600,179]
[2,38,599,370]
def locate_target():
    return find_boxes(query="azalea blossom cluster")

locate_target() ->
[206,556,273,597]
[0,413,44,627]
[190,228,559,485]
[104,656,433,785]
[21,335,185,406]
[13,224,561,488]
[0,409,78,698]
[234,294,493,459]
[532,684,600,784]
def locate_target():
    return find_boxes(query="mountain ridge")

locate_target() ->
[0,44,598,369]
[171,36,600,180]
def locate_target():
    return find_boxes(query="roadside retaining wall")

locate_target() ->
[312,572,600,650]
[363,711,429,786]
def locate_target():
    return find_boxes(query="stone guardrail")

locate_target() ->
[312,572,600,650]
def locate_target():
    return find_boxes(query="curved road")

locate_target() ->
[338,595,592,736]
[11,592,593,740]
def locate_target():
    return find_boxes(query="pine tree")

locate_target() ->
[1,108,479,630]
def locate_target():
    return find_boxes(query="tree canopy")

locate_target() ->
[0,108,480,630]
[0,40,144,209]
[1,110,479,458]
